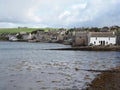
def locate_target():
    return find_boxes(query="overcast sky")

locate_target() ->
[0,0,120,28]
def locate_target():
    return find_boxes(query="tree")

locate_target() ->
[90,27,100,32]
[16,34,22,39]
[101,26,109,32]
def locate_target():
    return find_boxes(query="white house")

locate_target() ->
[9,36,18,41]
[88,32,116,46]
[22,33,32,40]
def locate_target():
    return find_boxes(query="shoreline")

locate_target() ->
[1,41,120,51]
[45,46,120,51]
[0,41,120,90]
[85,67,120,90]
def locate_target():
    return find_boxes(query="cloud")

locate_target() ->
[57,0,120,27]
[0,0,120,28]
[72,3,87,10]
[59,11,71,19]
[27,7,42,23]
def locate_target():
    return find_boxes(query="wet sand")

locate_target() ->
[85,67,120,90]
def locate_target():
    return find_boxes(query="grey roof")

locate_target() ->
[75,31,88,37]
[90,32,116,37]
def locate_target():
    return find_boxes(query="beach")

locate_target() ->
[85,67,120,90]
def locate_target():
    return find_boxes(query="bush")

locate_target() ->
[89,43,93,46]
[0,36,9,41]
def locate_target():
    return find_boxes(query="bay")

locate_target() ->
[0,42,120,90]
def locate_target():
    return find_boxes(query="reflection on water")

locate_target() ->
[0,42,120,90]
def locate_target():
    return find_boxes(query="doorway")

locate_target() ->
[100,41,105,46]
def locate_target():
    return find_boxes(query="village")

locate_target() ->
[0,26,120,47]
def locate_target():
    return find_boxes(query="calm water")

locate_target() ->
[0,42,120,90]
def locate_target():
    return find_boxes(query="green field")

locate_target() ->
[0,28,58,34]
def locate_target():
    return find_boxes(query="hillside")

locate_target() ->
[0,28,57,34]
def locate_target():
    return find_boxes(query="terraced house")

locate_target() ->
[88,32,116,46]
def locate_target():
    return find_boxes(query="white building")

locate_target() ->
[88,32,116,46]
[9,36,18,41]
[22,33,32,40]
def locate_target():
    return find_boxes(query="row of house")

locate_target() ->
[7,29,66,42]
[2,29,119,46]
[72,31,116,46]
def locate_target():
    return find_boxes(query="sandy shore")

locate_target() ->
[85,67,120,90]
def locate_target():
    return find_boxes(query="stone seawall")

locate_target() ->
[46,46,120,51]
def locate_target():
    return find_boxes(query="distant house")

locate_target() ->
[9,36,18,41]
[31,30,45,41]
[88,32,116,46]
[31,29,58,42]
[8,33,18,41]
[57,30,66,42]
[116,30,120,45]
[72,31,88,46]
[48,30,58,41]
[20,32,32,40]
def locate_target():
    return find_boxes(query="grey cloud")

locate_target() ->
[0,0,120,28]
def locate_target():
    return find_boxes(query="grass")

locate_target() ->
[0,28,58,34]
[0,28,37,34]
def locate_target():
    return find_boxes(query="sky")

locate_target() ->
[0,0,120,28]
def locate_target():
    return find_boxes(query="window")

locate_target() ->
[106,42,108,45]
[96,37,97,40]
